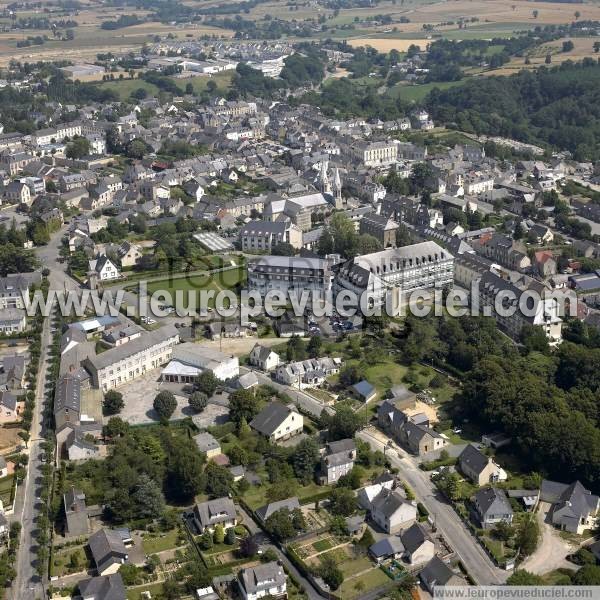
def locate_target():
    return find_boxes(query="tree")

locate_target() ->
[562,40,574,53]
[272,242,295,256]
[357,234,382,255]
[133,474,165,519]
[18,431,29,448]
[517,514,539,557]
[574,10,580,20]
[103,416,129,439]
[205,462,234,498]
[103,390,124,416]
[239,535,259,557]
[572,565,600,585]
[164,436,206,502]
[199,530,213,550]
[153,390,177,420]
[507,570,544,585]
[286,336,306,361]
[492,521,514,542]
[545,54,552,64]
[292,438,320,484]
[65,136,90,159]
[318,555,343,590]
[532,9,538,18]
[329,487,356,516]
[229,389,259,427]
[324,405,363,440]
[188,391,208,413]
[225,527,236,545]
[264,508,305,541]
[307,335,322,358]
[213,524,225,544]
[196,371,218,397]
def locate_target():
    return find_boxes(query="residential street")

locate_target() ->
[358,427,509,586]
[11,228,83,600]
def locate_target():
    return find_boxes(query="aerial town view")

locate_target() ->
[0,0,599,599]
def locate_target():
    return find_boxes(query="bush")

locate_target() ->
[153,390,177,420]
[430,373,445,388]
[188,391,208,413]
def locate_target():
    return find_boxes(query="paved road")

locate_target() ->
[358,428,509,586]
[240,367,334,418]
[11,227,87,599]
[237,505,326,600]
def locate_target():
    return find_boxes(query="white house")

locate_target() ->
[88,255,120,281]
[250,402,303,442]
[238,562,287,600]
[248,344,281,371]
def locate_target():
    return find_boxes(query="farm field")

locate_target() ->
[388,79,465,101]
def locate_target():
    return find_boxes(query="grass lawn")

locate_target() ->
[50,546,89,578]
[364,361,408,398]
[313,538,334,552]
[127,582,164,600]
[387,79,464,102]
[183,71,235,94]
[339,556,373,577]
[0,474,14,506]
[144,267,245,308]
[242,480,326,510]
[142,529,182,555]
[338,567,391,599]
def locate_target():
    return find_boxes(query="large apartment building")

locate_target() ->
[239,220,302,252]
[247,255,335,296]
[83,326,179,391]
[335,241,454,314]
[476,271,563,345]
[356,140,398,168]
[32,123,83,147]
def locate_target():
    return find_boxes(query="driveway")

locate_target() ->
[520,502,577,575]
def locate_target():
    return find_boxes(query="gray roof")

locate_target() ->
[458,444,490,476]
[369,536,405,558]
[194,497,236,530]
[420,556,457,589]
[85,325,179,372]
[352,380,375,399]
[88,529,128,570]
[240,219,291,236]
[250,402,299,437]
[542,480,599,522]
[239,561,286,595]
[324,439,356,468]
[474,488,512,519]
[401,522,430,554]
[193,432,220,454]
[54,374,81,415]
[371,488,410,519]
[78,574,127,600]
[256,497,300,522]
[0,392,17,412]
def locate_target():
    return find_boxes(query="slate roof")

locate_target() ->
[474,488,512,520]
[401,522,430,555]
[78,574,127,600]
[194,497,236,530]
[420,556,458,589]
[458,444,490,475]
[239,561,286,595]
[88,529,128,571]
[352,380,375,399]
[369,536,405,558]
[250,402,298,437]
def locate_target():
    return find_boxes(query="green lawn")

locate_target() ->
[144,267,245,309]
[142,529,182,555]
[339,556,373,577]
[338,567,391,599]
[388,79,465,102]
[127,582,164,600]
[0,475,14,506]
[313,538,334,552]
[364,361,408,398]
[242,480,325,510]
[50,546,89,578]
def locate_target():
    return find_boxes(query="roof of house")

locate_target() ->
[78,574,127,600]
[256,497,300,522]
[400,522,430,554]
[369,536,405,558]
[458,444,490,475]
[239,561,286,595]
[352,380,375,399]
[193,432,221,454]
[371,488,412,519]
[250,402,299,437]
[474,487,512,519]
[88,529,128,568]
[420,556,458,589]
[194,497,236,529]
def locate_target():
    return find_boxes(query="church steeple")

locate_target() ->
[332,167,343,208]
[320,159,332,195]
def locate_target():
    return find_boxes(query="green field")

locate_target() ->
[142,529,182,555]
[388,79,464,102]
[338,567,391,599]
[145,267,245,309]
[95,71,234,101]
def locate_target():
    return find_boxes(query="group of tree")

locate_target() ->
[317,212,383,258]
